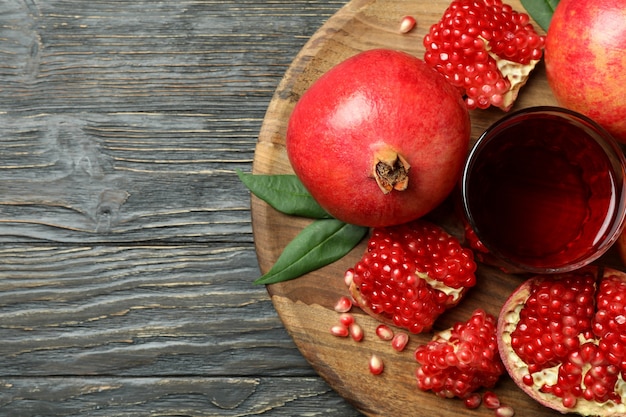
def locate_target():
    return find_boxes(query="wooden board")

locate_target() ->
[250,0,583,415]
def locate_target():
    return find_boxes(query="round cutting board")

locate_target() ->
[251,0,573,415]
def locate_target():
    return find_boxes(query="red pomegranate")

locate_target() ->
[545,0,626,143]
[498,267,626,415]
[286,49,471,227]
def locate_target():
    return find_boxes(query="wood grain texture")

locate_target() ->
[0,0,363,416]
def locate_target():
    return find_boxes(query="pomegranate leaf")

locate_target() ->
[237,171,330,219]
[254,219,368,285]
[521,0,558,31]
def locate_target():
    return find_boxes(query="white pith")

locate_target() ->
[492,53,540,109]
[419,271,464,303]
[480,36,540,110]
[501,292,626,415]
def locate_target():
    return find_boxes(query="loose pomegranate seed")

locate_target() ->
[483,391,501,409]
[376,324,394,341]
[369,354,384,375]
[349,323,364,342]
[339,313,354,327]
[399,16,416,34]
[391,332,409,352]
[330,324,349,337]
[334,296,352,313]
[495,405,515,417]
[464,393,482,409]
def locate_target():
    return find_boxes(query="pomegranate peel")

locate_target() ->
[498,267,626,415]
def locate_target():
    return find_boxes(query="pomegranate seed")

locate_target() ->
[464,393,482,409]
[399,16,416,34]
[339,313,354,326]
[344,269,354,287]
[483,391,501,409]
[375,324,394,341]
[369,354,384,375]
[349,323,364,342]
[391,332,409,352]
[334,296,352,313]
[495,405,515,417]
[330,324,349,337]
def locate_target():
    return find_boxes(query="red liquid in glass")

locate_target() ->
[466,115,619,270]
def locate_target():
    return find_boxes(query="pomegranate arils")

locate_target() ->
[334,296,353,313]
[330,324,349,338]
[349,220,476,334]
[415,309,504,399]
[464,393,482,409]
[499,267,626,414]
[424,0,545,110]
[376,324,394,341]
[349,322,364,342]
[400,15,417,34]
[509,271,596,374]
[391,332,409,352]
[339,312,355,327]
[495,405,515,417]
[369,354,384,375]
[483,391,501,409]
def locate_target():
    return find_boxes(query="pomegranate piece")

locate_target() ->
[286,49,470,227]
[498,267,626,415]
[424,0,545,110]
[414,309,504,398]
[348,219,477,334]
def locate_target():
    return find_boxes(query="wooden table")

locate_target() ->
[0,1,362,415]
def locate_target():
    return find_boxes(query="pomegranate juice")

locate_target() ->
[463,108,626,272]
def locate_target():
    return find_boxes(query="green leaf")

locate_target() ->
[254,219,368,285]
[521,0,559,32]
[237,171,330,219]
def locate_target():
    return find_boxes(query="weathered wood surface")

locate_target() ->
[0,0,362,415]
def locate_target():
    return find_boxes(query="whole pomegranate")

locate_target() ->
[545,0,626,143]
[286,49,471,227]
[498,267,626,415]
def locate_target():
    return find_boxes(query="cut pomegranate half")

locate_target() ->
[498,267,626,415]
[424,0,545,110]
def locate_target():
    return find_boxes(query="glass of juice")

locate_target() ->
[462,106,626,273]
